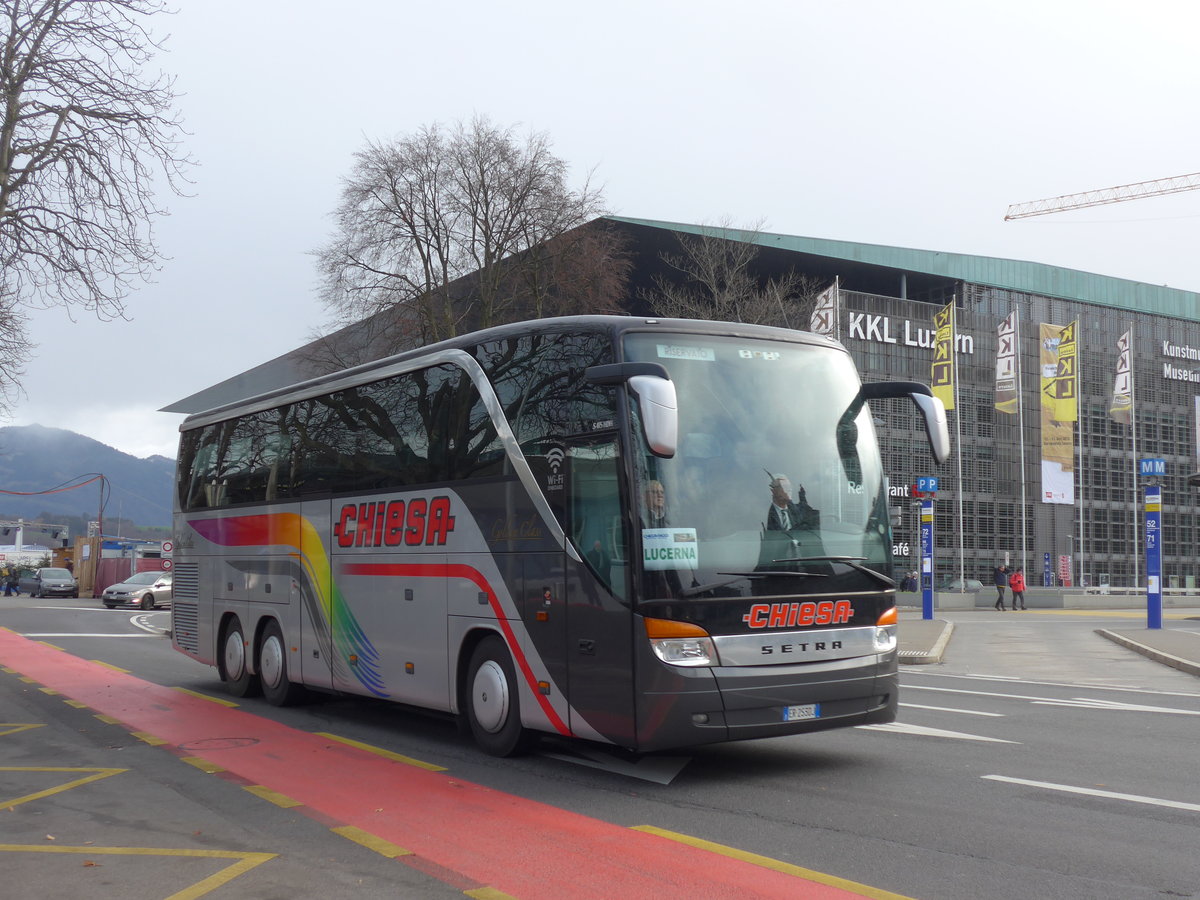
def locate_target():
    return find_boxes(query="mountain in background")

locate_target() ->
[0,425,173,529]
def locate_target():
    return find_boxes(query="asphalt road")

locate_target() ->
[2,597,1199,899]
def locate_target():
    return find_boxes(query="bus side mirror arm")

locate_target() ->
[585,363,678,458]
[859,381,951,465]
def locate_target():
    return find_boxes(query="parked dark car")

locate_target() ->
[19,567,79,598]
[102,571,173,610]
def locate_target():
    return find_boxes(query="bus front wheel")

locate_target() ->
[465,635,534,757]
[258,619,306,706]
[219,617,261,698]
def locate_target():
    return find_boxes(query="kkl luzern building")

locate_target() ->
[608,219,1200,591]
[170,216,1200,590]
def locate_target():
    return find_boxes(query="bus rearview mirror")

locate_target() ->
[628,374,677,458]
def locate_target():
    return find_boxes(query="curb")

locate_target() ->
[899,621,954,665]
[1095,629,1200,677]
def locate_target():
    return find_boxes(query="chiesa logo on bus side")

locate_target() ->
[334,497,456,548]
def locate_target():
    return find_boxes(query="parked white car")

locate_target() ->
[102,571,173,610]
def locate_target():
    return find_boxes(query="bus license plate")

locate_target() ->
[782,703,820,722]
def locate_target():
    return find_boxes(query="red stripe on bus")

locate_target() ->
[342,562,571,737]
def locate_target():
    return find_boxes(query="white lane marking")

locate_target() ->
[905,670,1200,699]
[34,606,114,611]
[899,702,1004,717]
[858,722,1018,743]
[1031,697,1200,715]
[984,775,1200,813]
[907,684,1200,715]
[20,633,154,638]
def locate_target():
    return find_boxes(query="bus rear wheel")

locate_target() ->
[258,619,305,706]
[465,635,534,757]
[218,617,261,698]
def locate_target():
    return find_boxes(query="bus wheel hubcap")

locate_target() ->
[260,637,283,688]
[224,632,245,678]
[473,660,509,733]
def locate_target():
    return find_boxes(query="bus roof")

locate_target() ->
[177,315,842,432]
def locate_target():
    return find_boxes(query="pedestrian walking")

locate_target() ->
[1009,567,1027,610]
[993,564,1009,610]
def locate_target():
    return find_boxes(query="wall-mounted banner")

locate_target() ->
[810,278,839,337]
[1110,330,1132,425]
[1039,323,1075,504]
[932,301,956,411]
[995,310,1018,414]
[1052,320,1079,423]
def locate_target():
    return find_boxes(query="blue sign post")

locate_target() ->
[1145,484,1163,630]
[920,499,935,620]
[1042,552,1052,588]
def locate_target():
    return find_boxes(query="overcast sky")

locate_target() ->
[10,0,1200,459]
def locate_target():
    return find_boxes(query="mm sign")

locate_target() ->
[1139,458,1166,477]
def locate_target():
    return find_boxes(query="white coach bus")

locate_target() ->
[171,316,948,755]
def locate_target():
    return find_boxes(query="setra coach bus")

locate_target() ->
[171,316,949,756]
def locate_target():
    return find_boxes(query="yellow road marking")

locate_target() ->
[173,686,239,707]
[63,699,88,709]
[243,785,302,808]
[465,888,518,900]
[0,845,276,900]
[315,732,446,771]
[37,641,65,651]
[88,659,130,673]
[94,714,122,725]
[132,731,169,746]
[632,825,918,900]
[0,723,43,737]
[38,687,59,696]
[0,766,127,808]
[180,756,225,774]
[331,824,412,858]
[18,676,37,683]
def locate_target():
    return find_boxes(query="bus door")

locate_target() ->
[564,439,636,747]
[298,498,333,691]
[518,551,567,717]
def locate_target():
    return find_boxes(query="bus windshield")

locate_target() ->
[624,332,891,600]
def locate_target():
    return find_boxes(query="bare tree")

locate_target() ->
[641,221,822,328]
[315,115,628,355]
[0,0,190,378]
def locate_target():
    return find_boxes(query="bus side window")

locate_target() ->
[570,439,628,601]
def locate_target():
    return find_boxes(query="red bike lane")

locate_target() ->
[0,627,905,900]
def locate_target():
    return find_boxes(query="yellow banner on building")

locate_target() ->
[1039,322,1075,504]
[1051,319,1078,422]
[931,301,955,411]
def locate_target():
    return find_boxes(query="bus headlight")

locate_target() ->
[644,617,716,667]
[874,606,898,653]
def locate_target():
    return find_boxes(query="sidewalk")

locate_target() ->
[898,608,1200,678]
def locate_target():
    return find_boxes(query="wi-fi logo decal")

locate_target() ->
[546,447,565,473]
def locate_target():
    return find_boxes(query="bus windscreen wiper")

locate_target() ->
[679,570,827,598]
[771,556,896,589]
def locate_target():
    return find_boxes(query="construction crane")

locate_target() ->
[1004,172,1200,220]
